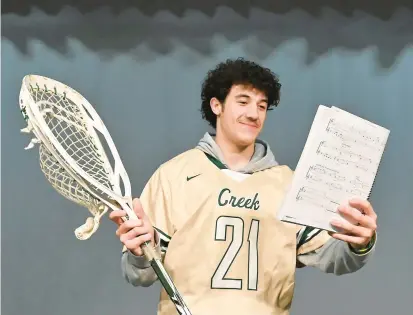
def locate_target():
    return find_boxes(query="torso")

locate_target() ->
[155,149,300,315]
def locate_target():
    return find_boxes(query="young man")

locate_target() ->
[109,58,377,315]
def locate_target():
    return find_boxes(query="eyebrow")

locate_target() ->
[235,94,268,103]
[235,94,251,99]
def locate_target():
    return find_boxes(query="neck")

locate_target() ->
[214,132,255,171]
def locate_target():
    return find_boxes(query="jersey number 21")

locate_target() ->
[211,215,259,291]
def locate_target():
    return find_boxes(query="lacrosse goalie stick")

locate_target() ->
[18,74,192,315]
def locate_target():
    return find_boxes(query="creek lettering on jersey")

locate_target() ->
[218,188,260,210]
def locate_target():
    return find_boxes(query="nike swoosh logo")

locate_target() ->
[187,174,201,181]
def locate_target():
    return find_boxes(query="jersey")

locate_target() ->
[138,148,330,315]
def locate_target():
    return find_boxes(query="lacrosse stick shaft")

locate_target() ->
[120,216,192,315]
[149,258,193,315]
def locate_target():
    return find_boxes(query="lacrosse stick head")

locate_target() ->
[19,74,137,238]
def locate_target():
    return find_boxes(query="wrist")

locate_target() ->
[349,231,377,254]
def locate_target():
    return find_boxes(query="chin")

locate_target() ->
[236,132,259,147]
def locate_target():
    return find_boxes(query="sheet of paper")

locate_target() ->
[277,105,390,231]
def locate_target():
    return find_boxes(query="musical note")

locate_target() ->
[326,118,385,146]
[326,119,385,151]
[318,141,374,164]
[296,186,341,213]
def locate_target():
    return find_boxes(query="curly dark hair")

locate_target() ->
[200,58,281,129]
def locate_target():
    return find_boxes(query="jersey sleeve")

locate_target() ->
[122,165,175,255]
[139,165,175,252]
[296,226,331,257]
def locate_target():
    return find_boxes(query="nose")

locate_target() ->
[245,103,259,120]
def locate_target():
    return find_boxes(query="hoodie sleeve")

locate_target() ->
[296,226,376,274]
[121,230,166,286]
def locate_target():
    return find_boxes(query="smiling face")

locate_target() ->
[211,84,268,148]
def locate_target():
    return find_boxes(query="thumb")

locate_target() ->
[132,198,146,219]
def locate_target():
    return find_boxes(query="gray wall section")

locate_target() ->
[2,3,413,315]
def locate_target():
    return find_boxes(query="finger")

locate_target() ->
[338,205,377,230]
[132,198,147,219]
[124,233,153,255]
[348,198,376,218]
[109,210,127,226]
[337,205,359,225]
[116,219,143,236]
[331,218,374,238]
[329,232,368,246]
[119,226,151,243]
[124,242,142,256]
[109,210,126,221]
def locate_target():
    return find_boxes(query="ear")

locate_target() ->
[210,97,223,116]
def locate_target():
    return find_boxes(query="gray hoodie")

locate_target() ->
[121,132,376,287]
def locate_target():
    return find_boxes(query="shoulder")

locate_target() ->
[155,148,204,181]
[259,164,295,185]
[141,149,202,195]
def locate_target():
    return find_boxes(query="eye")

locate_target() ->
[239,101,247,105]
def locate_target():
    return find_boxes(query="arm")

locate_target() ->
[119,165,175,287]
[121,230,161,287]
[296,227,377,275]
[121,227,172,287]
[296,198,378,275]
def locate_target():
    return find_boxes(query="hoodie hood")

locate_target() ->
[195,132,279,174]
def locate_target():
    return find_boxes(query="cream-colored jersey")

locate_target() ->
[139,148,330,315]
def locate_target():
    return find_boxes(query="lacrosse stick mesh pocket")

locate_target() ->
[38,143,108,240]
[29,85,114,199]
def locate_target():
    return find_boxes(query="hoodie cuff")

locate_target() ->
[126,230,161,268]
[348,231,377,256]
